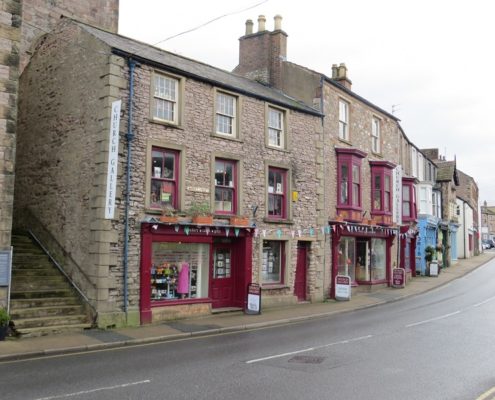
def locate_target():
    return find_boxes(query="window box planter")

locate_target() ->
[192,215,214,225]
[230,216,249,226]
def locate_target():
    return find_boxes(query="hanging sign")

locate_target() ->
[245,283,261,314]
[392,268,406,288]
[105,99,122,219]
[335,275,352,301]
[0,249,12,286]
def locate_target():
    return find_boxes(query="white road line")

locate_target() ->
[473,296,495,308]
[246,335,373,364]
[405,311,461,328]
[476,385,495,400]
[33,379,151,400]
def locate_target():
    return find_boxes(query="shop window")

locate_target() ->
[215,91,238,137]
[267,167,287,219]
[150,147,180,210]
[152,72,182,125]
[370,161,395,215]
[214,159,237,214]
[370,238,386,280]
[262,241,285,284]
[336,148,366,213]
[150,242,209,301]
[338,237,355,281]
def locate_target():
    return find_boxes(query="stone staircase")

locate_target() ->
[10,233,93,337]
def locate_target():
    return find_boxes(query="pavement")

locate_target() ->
[2,251,495,362]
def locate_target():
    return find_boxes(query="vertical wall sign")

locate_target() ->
[105,100,122,219]
[393,165,402,225]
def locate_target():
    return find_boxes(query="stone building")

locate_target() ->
[233,15,419,296]
[481,201,495,241]
[0,0,118,307]
[456,169,480,255]
[13,17,325,327]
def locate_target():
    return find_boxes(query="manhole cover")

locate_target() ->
[288,355,325,364]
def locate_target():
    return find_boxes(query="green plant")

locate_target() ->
[425,245,436,262]
[161,204,177,217]
[187,202,211,217]
[0,307,10,326]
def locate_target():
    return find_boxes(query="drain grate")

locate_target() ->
[288,355,326,364]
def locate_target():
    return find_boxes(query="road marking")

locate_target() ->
[33,379,151,400]
[476,386,495,400]
[405,311,461,328]
[246,335,373,364]
[473,296,495,308]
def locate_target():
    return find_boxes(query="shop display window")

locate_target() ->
[262,241,285,284]
[337,237,355,281]
[370,238,386,280]
[151,242,209,301]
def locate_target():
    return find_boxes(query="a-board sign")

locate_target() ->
[335,275,351,301]
[392,268,406,288]
[429,261,439,277]
[245,283,261,314]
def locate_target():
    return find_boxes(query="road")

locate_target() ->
[2,256,495,400]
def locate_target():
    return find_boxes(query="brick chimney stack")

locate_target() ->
[233,15,288,89]
[333,63,352,90]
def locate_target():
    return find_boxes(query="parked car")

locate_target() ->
[482,239,495,249]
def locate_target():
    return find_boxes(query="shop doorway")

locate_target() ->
[211,245,234,308]
[356,239,369,281]
[294,242,308,301]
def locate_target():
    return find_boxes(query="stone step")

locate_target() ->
[12,279,70,291]
[12,261,53,269]
[14,314,90,329]
[12,268,63,277]
[17,323,93,338]
[11,305,86,319]
[11,288,77,299]
[10,297,83,309]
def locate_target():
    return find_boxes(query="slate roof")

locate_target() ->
[436,161,458,183]
[71,19,322,116]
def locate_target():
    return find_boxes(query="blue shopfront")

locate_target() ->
[416,216,439,275]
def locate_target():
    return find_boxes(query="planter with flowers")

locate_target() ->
[0,307,10,341]
[160,205,179,223]
[188,202,213,225]
[229,215,250,226]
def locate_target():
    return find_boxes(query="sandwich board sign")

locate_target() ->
[392,268,406,288]
[335,275,351,301]
[245,283,261,314]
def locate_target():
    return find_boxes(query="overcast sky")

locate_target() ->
[119,0,495,205]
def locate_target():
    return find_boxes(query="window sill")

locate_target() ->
[261,284,289,290]
[371,151,383,158]
[211,132,243,142]
[149,118,184,130]
[151,298,212,307]
[266,144,290,153]
[263,217,294,225]
[338,138,352,146]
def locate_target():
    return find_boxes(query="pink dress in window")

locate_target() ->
[177,263,190,294]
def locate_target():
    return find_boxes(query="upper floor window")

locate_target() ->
[267,107,285,148]
[371,117,381,153]
[370,160,395,215]
[339,100,349,141]
[418,153,424,181]
[402,177,417,221]
[268,167,287,219]
[214,159,237,214]
[152,73,179,124]
[411,147,417,178]
[433,191,441,218]
[150,147,180,210]
[336,148,366,210]
[216,92,237,137]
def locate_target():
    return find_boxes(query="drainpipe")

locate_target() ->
[319,75,328,299]
[123,58,137,317]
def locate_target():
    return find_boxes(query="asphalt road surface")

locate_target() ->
[2,257,495,400]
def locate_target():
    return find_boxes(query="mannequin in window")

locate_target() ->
[177,262,190,299]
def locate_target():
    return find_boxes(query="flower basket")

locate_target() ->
[160,215,179,223]
[230,216,249,226]
[192,215,213,225]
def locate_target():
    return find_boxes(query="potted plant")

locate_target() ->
[230,214,250,226]
[0,307,10,341]
[188,202,213,225]
[160,204,179,223]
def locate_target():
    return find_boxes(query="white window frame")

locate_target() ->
[371,117,381,153]
[339,100,349,140]
[152,73,179,124]
[411,148,417,178]
[418,153,424,181]
[215,92,237,137]
[268,107,285,148]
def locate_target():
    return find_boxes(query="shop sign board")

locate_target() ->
[335,275,351,301]
[245,283,261,314]
[429,261,439,277]
[392,268,406,288]
[105,99,121,219]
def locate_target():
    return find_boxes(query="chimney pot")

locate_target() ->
[245,19,253,35]
[258,15,266,32]
[338,63,347,78]
[331,64,338,79]
[274,15,282,30]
